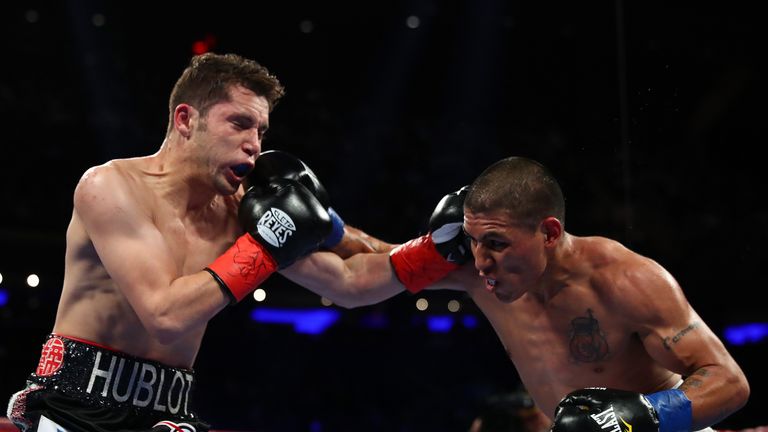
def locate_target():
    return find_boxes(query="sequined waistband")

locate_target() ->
[29,334,198,419]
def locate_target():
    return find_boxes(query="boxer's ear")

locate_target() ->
[173,104,195,138]
[541,217,562,246]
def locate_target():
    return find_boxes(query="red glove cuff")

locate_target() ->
[389,235,460,293]
[206,234,278,303]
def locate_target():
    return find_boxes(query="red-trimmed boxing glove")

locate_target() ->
[390,186,472,293]
[206,178,332,303]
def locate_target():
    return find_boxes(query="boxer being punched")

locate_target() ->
[283,156,750,432]
[6,53,386,432]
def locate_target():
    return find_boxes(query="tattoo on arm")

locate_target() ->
[661,321,700,350]
[679,368,710,391]
[568,309,610,363]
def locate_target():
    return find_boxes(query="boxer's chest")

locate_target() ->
[155,206,241,276]
[474,287,642,386]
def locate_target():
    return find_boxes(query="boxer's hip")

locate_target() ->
[8,333,208,432]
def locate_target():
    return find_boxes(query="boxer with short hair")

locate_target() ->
[6,52,387,432]
[283,156,750,432]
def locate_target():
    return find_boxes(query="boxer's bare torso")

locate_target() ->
[450,235,697,417]
[53,157,242,368]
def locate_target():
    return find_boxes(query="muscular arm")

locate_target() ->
[281,247,474,308]
[74,166,229,344]
[280,250,404,308]
[621,257,749,429]
[284,184,477,305]
[328,225,396,258]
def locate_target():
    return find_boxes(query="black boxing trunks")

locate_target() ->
[7,334,209,432]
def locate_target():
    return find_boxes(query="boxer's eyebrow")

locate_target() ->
[229,113,254,127]
[229,114,269,136]
[463,229,504,243]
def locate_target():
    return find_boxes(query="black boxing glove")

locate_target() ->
[206,178,332,303]
[248,150,345,249]
[389,186,472,293]
[428,186,472,263]
[552,388,691,432]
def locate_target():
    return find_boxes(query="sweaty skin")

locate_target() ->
[53,84,387,369]
[284,207,748,430]
[53,86,267,368]
[453,241,683,418]
[459,208,748,428]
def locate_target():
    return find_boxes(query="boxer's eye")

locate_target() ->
[486,240,508,251]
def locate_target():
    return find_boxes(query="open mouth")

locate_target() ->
[485,278,497,290]
[231,163,252,178]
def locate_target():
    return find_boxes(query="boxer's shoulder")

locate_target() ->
[572,237,662,290]
[74,159,154,225]
[572,235,633,266]
[76,158,139,196]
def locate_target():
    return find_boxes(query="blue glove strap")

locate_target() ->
[321,207,345,249]
[645,389,692,432]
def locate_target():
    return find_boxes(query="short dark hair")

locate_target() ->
[465,156,565,229]
[167,52,285,134]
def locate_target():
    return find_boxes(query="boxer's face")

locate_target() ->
[194,85,270,195]
[464,209,548,303]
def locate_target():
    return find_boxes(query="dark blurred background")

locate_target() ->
[1,1,766,431]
